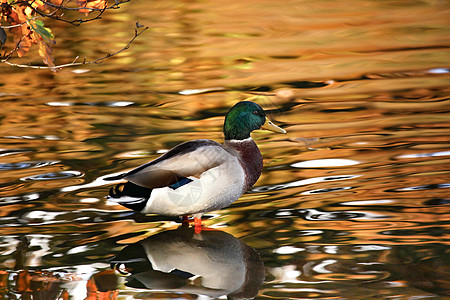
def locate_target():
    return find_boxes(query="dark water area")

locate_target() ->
[1,0,450,299]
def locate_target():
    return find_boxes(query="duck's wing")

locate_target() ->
[106,139,232,189]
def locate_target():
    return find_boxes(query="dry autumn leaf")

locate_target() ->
[1,0,108,68]
[76,0,107,16]
[35,31,56,70]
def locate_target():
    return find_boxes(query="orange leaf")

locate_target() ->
[34,31,56,70]
[38,0,64,10]
[50,0,64,5]
[76,0,107,16]
[11,26,35,57]
[32,0,48,11]
[8,5,35,57]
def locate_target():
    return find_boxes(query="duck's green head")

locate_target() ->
[223,101,286,140]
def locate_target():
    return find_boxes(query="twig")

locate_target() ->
[1,0,126,27]
[0,16,42,29]
[2,34,27,61]
[41,0,131,11]
[1,25,149,70]
[29,3,107,26]
[89,26,147,64]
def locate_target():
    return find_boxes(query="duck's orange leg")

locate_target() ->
[194,217,202,234]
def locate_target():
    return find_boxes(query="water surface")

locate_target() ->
[0,0,449,299]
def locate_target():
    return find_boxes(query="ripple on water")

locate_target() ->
[0,148,30,157]
[423,198,450,206]
[301,186,354,195]
[388,183,450,192]
[251,175,361,193]
[262,208,388,221]
[46,101,135,107]
[0,161,59,171]
[4,135,62,140]
[291,158,360,168]
[20,171,83,181]
[396,150,450,159]
[0,193,40,205]
[339,199,395,206]
[0,1,448,298]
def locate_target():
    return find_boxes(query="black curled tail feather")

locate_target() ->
[108,182,152,212]
[109,182,152,199]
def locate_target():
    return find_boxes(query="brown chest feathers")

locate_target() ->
[225,138,263,190]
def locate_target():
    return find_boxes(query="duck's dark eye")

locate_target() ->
[253,110,262,116]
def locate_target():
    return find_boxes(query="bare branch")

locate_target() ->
[1,0,129,27]
[1,34,27,61]
[89,25,147,64]
[0,16,42,29]
[28,2,108,26]
[1,25,149,70]
[41,0,131,11]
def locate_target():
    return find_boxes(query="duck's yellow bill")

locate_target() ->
[261,119,286,134]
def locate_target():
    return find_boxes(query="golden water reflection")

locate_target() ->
[0,0,449,298]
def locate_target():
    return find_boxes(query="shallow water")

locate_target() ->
[1,0,450,299]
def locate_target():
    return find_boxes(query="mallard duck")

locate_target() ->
[106,101,285,230]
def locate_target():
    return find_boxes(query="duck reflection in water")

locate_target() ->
[110,226,265,299]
